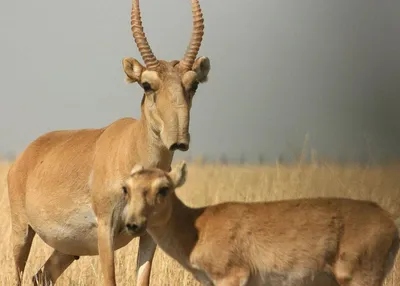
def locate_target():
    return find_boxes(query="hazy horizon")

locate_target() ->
[1,0,399,164]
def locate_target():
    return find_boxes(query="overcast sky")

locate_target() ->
[1,0,399,164]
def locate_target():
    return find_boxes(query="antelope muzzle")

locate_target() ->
[126,220,147,236]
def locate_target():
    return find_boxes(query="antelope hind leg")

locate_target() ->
[10,224,36,285]
[32,249,78,285]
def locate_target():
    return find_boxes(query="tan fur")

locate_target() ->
[8,56,210,286]
[121,162,400,286]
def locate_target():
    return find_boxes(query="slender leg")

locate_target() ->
[8,171,36,286]
[11,224,36,285]
[97,220,116,286]
[91,181,118,286]
[136,232,157,286]
[32,250,77,285]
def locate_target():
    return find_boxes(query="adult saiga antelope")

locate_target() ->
[7,0,210,285]
[121,162,400,286]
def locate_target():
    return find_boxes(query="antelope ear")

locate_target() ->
[192,56,210,83]
[130,164,144,176]
[168,161,187,188]
[122,57,144,84]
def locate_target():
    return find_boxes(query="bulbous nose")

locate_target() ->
[169,142,189,152]
[126,221,147,234]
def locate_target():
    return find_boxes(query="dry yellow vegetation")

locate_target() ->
[1,160,400,285]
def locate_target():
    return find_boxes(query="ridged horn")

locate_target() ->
[179,0,205,72]
[131,0,160,70]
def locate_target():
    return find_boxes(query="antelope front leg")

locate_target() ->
[136,232,157,286]
[97,220,117,286]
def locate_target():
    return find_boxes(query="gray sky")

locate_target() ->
[1,0,399,164]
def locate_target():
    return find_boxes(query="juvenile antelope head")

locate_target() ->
[122,161,187,232]
[123,0,210,152]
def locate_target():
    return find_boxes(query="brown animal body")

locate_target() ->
[7,0,210,285]
[122,162,400,286]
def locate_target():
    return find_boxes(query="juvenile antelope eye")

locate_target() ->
[157,187,169,197]
[142,82,152,92]
[122,186,128,195]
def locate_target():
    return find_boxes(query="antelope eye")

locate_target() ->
[142,82,152,92]
[122,186,128,195]
[157,187,169,197]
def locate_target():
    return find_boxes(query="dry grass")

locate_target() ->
[1,160,400,285]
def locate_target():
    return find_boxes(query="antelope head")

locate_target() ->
[123,0,211,152]
[121,162,187,234]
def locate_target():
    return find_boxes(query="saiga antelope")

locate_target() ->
[7,0,210,285]
[121,162,400,286]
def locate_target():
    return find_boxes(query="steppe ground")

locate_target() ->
[1,160,400,285]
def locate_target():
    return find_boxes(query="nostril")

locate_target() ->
[177,143,189,151]
[169,143,179,151]
[169,143,189,152]
[126,223,139,232]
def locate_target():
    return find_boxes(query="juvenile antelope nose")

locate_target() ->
[126,223,139,232]
[126,221,147,234]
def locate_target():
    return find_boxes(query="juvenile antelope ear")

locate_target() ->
[130,164,144,176]
[192,56,210,83]
[169,161,187,188]
[122,57,144,84]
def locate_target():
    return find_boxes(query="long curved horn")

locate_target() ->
[131,0,160,70]
[179,0,205,72]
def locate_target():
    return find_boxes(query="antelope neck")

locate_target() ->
[147,193,204,268]
[126,113,173,171]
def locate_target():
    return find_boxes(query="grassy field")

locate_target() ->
[1,160,400,285]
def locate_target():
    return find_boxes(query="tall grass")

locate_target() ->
[0,161,399,285]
